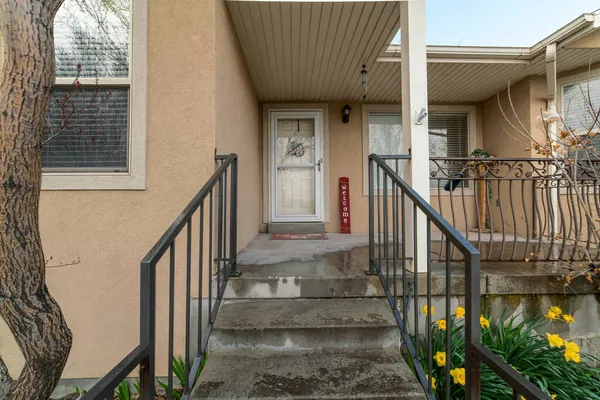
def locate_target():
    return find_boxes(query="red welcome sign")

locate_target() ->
[339,177,351,234]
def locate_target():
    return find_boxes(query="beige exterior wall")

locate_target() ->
[481,76,548,236]
[215,0,261,250]
[1,0,223,379]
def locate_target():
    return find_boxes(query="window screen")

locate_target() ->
[43,88,129,170]
[44,0,131,171]
[563,77,600,165]
[367,111,470,187]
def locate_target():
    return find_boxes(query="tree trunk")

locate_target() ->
[0,1,72,399]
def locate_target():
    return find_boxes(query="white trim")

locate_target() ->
[262,104,330,225]
[384,13,597,61]
[361,104,477,196]
[42,0,148,190]
[269,110,324,223]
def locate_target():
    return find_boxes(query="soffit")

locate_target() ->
[226,2,600,103]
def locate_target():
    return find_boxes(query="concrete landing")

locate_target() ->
[225,246,383,298]
[208,298,400,352]
[190,349,424,399]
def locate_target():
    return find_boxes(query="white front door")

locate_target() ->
[270,111,323,222]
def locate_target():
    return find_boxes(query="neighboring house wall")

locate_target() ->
[215,0,261,251]
[0,0,219,379]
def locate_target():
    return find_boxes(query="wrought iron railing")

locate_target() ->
[368,154,549,400]
[82,153,239,400]
[430,157,600,262]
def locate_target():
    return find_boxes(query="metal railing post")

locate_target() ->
[139,261,156,400]
[368,157,375,274]
[230,156,240,277]
[465,252,481,400]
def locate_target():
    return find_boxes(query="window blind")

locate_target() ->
[563,77,600,135]
[564,77,600,164]
[42,88,129,170]
[367,111,470,187]
[428,113,469,188]
[45,0,131,172]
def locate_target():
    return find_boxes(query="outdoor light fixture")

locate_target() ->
[361,64,368,91]
[342,104,352,123]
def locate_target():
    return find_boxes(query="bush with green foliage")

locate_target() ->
[414,306,600,400]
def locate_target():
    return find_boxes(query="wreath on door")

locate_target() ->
[285,119,313,158]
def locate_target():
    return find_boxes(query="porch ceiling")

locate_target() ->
[227,2,600,103]
[226,0,400,102]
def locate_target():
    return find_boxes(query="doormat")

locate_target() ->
[270,233,328,240]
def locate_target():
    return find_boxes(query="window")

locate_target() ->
[562,75,600,136]
[42,0,147,189]
[362,105,474,193]
[562,75,600,162]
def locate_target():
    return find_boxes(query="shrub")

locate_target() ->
[415,307,600,399]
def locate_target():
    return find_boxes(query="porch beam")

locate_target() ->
[400,0,429,273]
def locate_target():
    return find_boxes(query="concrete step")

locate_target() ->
[225,250,383,299]
[190,349,425,399]
[208,298,400,352]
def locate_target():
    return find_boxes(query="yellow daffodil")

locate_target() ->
[546,333,564,348]
[563,314,575,324]
[565,350,581,363]
[422,305,434,316]
[521,396,526,400]
[564,341,580,353]
[433,351,446,367]
[552,395,557,400]
[564,341,581,363]
[480,315,490,329]
[454,306,465,319]
[426,374,436,390]
[545,310,560,321]
[435,319,447,331]
[549,306,563,315]
[449,368,466,386]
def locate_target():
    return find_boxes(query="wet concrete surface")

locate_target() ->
[190,349,424,399]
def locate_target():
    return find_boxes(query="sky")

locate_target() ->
[392,0,600,47]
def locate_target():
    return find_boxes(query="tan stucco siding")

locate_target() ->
[0,0,218,379]
[481,76,548,236]
[215,0,260,251]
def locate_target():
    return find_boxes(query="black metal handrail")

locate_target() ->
[368,154,549,400]
[430,157,600,262]
[83,153,239,400]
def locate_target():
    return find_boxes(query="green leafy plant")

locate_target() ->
[414,307,600,400]
[114,380,133,400]
[157,354,207,399]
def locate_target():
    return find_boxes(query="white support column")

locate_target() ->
[401,0,429,273]
[546,43,559,235]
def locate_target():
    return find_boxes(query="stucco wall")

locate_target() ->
[481,77,548,236]
[215,0,260,252]
[1,0,218,379]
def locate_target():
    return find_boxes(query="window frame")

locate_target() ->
[558,68,600,137]
[361,104,477,196]
[41,0,148,190]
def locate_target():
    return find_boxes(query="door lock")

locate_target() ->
[316,158,323,172]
